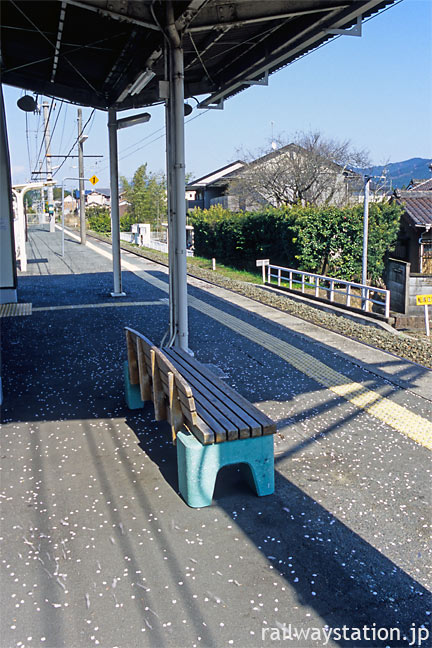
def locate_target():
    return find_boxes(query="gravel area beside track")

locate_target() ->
[90,232,432,369]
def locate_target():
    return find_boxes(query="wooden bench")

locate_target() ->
[124,327,276,507]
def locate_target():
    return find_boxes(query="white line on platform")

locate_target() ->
[33,299,168,312]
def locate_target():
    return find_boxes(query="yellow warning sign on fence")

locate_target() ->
[89,175,99,186]
[416,294,432,306]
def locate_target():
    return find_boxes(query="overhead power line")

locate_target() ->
[32,97,54,177]
[52,108,96,178]
[96,108,211,175]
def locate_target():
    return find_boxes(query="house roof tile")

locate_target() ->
[397,192,432,227]
[408,178,432,191]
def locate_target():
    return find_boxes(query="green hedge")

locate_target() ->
[87,207,111,233]
[189,202,402,283]
[86,207,142,234]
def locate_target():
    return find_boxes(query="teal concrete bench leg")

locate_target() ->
[123,361,145,409]
[176,430,274,508]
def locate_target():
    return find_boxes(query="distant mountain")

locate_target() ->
[355,157,432,189]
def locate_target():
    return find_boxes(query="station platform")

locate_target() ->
[1,224,431,648]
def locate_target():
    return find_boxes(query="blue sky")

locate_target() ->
[3,0,432,189]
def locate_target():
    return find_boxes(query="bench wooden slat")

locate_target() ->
[194,402,228,443]
[125,327,153,385]
[163,350,245,440]
[154,350,197,412]
[150,348,167,422]
[125,329,139,385]
[164,349,264,437]
[155,351,217,444]
[167,371,185,443]
[188,414,215,445]
[125,327,155,350]
[153,349,194,399]
[153,348,207,443]
[157,363,198,423]
[136,338,152,401]
[171,348,276,435]
[125,327,276,447]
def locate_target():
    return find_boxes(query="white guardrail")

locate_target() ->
[119,234,194,257]
[146,239,194,256]
[258,260,390,319]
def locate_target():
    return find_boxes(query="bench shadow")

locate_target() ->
[124,410,431,647]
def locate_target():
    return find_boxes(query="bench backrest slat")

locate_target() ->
[164,350,244,440]
[125,327,217,444]
[154,351,197,414]
[136,338,152,401]
[125,329,139,385]
[157,362,197,419]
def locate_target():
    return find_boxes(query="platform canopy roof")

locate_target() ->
[1,0,394,112]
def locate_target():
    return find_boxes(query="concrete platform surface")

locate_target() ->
[1,225,431,648]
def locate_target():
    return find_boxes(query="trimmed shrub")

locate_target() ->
[189,202,403,283]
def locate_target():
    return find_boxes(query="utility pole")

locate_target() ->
[77,108,86,245]
[39,169,45,225]
[42,101,55,232]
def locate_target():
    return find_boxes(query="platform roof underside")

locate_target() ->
[1,0,394,111]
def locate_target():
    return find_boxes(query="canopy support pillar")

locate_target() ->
[166,7,189,351]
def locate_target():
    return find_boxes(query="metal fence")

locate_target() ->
[264,262,390,318]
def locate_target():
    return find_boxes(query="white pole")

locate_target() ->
[59,177,87,258]
[362,175,371,310]
[425,305,430,337]
[15,191,27,272]
[42,102,55,233]
[61,182,65,257]
[173,45,188,351]
[108,108,125,297]
[77,109,86,245]
[166,26,188,351]
[165,55,176,344]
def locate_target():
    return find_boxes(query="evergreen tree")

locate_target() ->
[120,164,166,231]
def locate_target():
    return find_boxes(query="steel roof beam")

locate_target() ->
[188,5,348,32]
[175,0,212,33]
[197,0,382,107]
[62,0,160,31]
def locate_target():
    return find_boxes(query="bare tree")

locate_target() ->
[230,130,370,208]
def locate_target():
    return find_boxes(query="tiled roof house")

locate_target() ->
[393,179,432,273]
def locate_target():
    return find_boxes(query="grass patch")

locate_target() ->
[187,255,262,284]
[88,230,262,285]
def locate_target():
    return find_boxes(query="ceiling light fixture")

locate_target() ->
[116,112,151,130]
[129,69,156,96]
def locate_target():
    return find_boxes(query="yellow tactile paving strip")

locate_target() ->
[188,296,432,451]
[135,268,432,450]
[0,302,32,318]
[57,235,432,451]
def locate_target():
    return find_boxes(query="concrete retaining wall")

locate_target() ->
[408,274,432,315]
